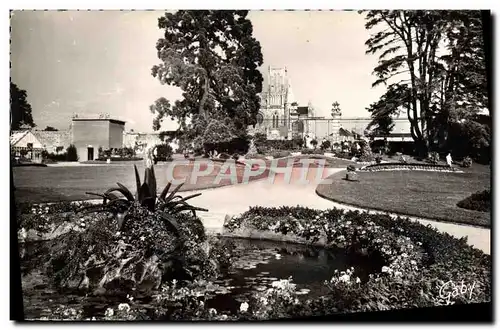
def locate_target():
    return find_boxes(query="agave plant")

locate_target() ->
[84,165,208,233]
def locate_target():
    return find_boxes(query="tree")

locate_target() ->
[150,10,264,150]
[10,82,35,131]
[44,126,58,131]
[362,10,487,155]
[366,84,409,136]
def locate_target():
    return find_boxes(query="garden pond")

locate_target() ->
[19,237,384,319]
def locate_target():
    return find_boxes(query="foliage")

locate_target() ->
[320,140,331,151]
[347,165,357,172]
[461,156,473,168]
[310,139,318,149]
[457,189,490,212]
[375,155,383,164]
[301,148,324,155]
[85,165,207,233]
[358,140,374,162]
[150,10,264,147]
[153,144,173,162]
[66,145,78,162]
[447,119,491,163]
[44,126,58,131]
[426,151,440,164]
[10,82,35,130]
[202,120,250,155]
[225,206,491,315]
[254,137,303,154]
[98,147,136,159]
[362,10,488,155]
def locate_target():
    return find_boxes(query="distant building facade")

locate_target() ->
[248,66,316,140]
[71,114,125,161]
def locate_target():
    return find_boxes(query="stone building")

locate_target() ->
[249,66,315,140]
[71,114,125,161]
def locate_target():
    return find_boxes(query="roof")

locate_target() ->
[72,118,126,125]
[295,106,309,116]
[338,127,353,137]
[10,131,29,145]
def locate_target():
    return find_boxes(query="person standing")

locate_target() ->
[446,152,453,167]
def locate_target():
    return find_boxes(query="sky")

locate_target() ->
[10,10,385,132]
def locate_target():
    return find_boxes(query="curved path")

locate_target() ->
[179,167,490,254]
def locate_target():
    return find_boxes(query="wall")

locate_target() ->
[32,130,71,154]
[72,120,110,161]
[109,121,125,148]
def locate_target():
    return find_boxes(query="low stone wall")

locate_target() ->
[220,226,328,247]
[359,162,463,173]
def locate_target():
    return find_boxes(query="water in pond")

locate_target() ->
[204,238,382,314]
[19,237,383,319]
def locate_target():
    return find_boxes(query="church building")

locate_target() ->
[249,66,315,140]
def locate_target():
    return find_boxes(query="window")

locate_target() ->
[27,143,33,149]
[256,113,264,125]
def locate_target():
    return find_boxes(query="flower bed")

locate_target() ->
[361,162,463,173]
[222,206,491,317]
[18,201,491,320]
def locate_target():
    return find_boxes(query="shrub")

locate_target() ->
[457,190,490,212]
[347,165,356,172]
[85,165,208,231]
[310,139,318,149]
[153,144,173,163]
[461,156,473,168]
[426,152,440,164]
[66,144,78,161]
[301,148,323,155]
[358,140,374,162]
[320,140,331,151]
[375,155,382,164]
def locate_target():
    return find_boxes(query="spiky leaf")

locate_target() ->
[134,165,142,200]
[116,182,135,202]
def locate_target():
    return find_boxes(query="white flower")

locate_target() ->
[410,260,417,265]
[104,308,114,317]
[19,228,27,240]
[275,253,281,260]
[220,314,228,320]
[381,266,391,273]
[401,253,408,258]
[394,271,402,277]
[239,302,249,313]
[118,303,130,312]
[208,308,217,316]
[339,274,350,282]
[140,236,145,241]
[115,231,121,237]
[355,277,361,284]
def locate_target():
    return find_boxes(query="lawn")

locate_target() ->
[12,162,270,204]
[316,164,491,227]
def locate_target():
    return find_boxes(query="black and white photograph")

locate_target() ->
[9,6,492,322]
